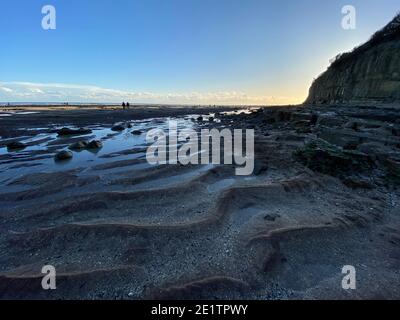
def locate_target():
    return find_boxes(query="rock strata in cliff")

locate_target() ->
[306,13,400,105]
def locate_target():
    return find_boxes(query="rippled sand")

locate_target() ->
[0,105,399,299]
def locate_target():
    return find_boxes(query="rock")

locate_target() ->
[344,121,359,131]
[111,124,125,131]
[316,114,347,127]
[293,120,311,127]
[264,213,281,221]
[197,116,204,122]
[318,128,361,149]
[131,130,142,135]
[382,124,400,136]
[68,141,88,150]
[359,120,382,129]
[7,141,26,151]
[310,114,318,125]
[383,158,400,185]
[86,140,103,149]
[296,127,312,134]
[357,142,392,162]
[253,159,268,175]
[392,126,400,136]
[343,142,359,150]
[290,112,313,122]
[55,150,73,161]
[209,117,214,122]
[343,176,374,189]
[277,134,307,142]
[294,139,373,177]
[275,110,292,122]
[262,115,276,124]
[57,127,92,136]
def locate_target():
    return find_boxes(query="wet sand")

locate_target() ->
[0,105,239,138]
[0,104,399,299]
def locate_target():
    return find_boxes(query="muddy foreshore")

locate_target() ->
[0,105,240,139]
[0,104,399,299]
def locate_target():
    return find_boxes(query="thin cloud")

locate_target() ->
[0,86,13,93]
[0,81,298,105]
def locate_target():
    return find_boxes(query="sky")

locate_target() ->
[0,0,399,105]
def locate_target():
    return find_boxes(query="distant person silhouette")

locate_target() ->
[122,102,126,110]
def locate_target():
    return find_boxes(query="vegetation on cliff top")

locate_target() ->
[329,13,400,69]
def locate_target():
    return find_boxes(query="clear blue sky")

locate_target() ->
[0,0,399,104]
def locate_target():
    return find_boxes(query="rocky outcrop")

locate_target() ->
[294,138,374,177]
[306,14,400,105]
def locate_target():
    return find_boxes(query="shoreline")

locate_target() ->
[0,105,246,139]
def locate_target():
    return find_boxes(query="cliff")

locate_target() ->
[306,13,400,105]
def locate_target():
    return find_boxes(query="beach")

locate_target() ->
[0,104,399,299]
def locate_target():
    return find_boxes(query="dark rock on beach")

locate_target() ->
[343,176,374,189]
[68,141,88,151]
[111,124,126,131]
[54,150,73,161]
[57,127,92,136]
[86,140,103,149]
[69,139,102,151]
[383,158,400,185]
[264,213,281,221]
[7,141,26,151]
[294,138,373,177]
[253,158,268,175]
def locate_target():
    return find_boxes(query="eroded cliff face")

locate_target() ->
[306,14,400,105]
